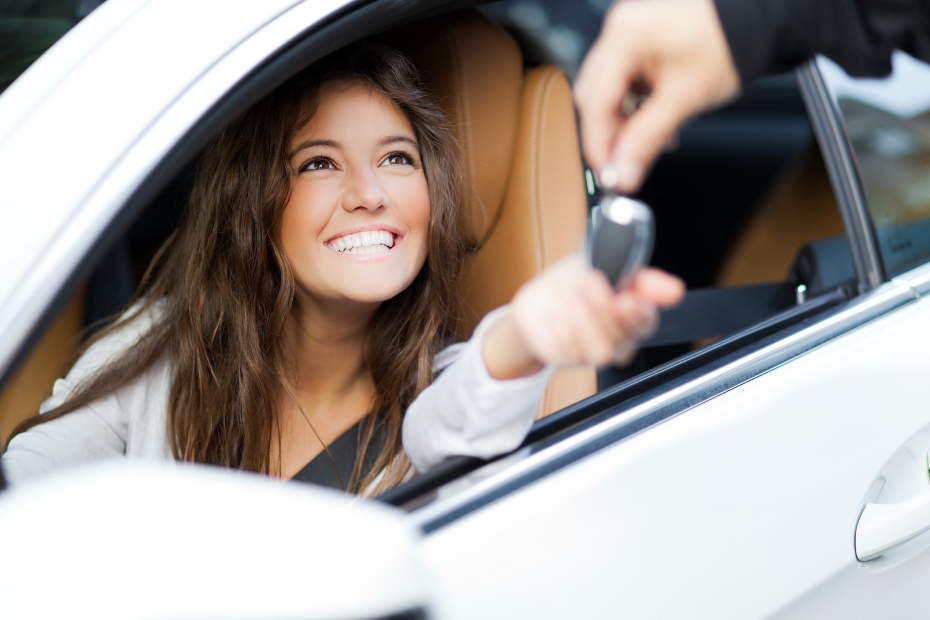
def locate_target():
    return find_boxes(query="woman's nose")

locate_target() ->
[342,167,387,212]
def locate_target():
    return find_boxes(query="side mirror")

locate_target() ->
[0,462,430,619]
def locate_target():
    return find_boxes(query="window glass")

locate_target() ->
[0,0,104,94]
[818,52,930,277]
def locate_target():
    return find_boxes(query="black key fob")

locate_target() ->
[589,194,655,288]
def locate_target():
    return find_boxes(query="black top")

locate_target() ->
[289,420,387,491]
[714,0,930,82]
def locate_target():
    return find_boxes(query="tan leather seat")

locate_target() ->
[388,11,597,417]
[0,291,85,442]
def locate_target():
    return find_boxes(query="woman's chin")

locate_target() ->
[333,279,412,305]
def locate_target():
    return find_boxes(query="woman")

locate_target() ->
[2,46,683,495]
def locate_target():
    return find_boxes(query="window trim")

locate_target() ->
[796,60,886,292]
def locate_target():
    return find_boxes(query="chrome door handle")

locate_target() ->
[856,484,930,561]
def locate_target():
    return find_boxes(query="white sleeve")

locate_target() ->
[402,306,556,473]
[2,382,128,486]
[1,308,156,486]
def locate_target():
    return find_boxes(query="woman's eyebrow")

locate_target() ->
[289,138,341,158]
[378,135,419,149]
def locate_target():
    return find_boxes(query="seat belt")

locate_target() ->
[644,282,799,347]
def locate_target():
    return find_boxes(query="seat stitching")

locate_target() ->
[449,30,480,238]
[528,71,547,273]
[536,69,558,268]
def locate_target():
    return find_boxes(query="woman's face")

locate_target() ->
[281,80,430,309]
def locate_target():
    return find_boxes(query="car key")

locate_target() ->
[589,193,655,288]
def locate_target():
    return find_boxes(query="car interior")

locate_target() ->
[0,0,858,498]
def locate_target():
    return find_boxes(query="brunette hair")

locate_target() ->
[9,45,466,493]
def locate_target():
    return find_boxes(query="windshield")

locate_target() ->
[818,52,930,277]
[0,0,104,94]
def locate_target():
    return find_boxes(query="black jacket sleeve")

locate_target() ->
[714,0,930,83]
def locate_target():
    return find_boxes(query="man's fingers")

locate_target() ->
[608,85,695,193]
[575,42,638,174]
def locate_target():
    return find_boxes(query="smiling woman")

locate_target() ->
[1,43,680,494]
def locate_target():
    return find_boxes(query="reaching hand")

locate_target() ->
[574,0,741,193]
[482,256,685,379]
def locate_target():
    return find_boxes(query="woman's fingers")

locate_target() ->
[509,256,686,368]
[629,267,686,307]
[575,271,626,365]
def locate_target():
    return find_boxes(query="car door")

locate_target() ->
[385,54,930,619]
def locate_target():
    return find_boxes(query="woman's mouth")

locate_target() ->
[326,229,397,255]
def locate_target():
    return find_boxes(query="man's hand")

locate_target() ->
[574,0,741,193]
[482,256,684,380]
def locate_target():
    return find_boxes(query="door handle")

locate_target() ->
[856,484,930,561]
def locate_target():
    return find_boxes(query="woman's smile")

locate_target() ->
[324,225,403,256]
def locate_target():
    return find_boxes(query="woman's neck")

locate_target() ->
[273,294,379,478]
[286,294,377,402]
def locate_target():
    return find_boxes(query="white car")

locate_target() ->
[2,1,930,618]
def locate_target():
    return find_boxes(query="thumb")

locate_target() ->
[606,84,695,194]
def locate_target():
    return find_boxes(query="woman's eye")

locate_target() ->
[384,152,413,166]
[302,157,335,172]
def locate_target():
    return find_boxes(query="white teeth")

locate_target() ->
[346,244,390,254]
[328,230,396,252]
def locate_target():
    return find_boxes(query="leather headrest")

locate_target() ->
[383,12,523,247]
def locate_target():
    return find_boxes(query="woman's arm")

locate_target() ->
[403,256,683,473]
[402,307,555,473]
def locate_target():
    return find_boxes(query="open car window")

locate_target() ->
[818,52,930,278]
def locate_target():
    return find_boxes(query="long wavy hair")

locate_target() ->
[8,46,466,493]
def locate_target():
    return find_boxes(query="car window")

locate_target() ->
[818,52,930,278]
[0,0,104,94]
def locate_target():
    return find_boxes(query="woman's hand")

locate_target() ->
[482,255,685,380]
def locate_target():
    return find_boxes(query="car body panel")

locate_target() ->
[417,286,930,619]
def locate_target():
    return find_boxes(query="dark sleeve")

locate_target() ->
[714,0,930,82]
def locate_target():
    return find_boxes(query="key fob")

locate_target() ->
[589,194,655,288]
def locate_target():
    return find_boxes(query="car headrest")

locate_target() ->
[383,11,523,247]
